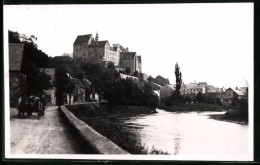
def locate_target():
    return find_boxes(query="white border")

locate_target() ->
[4,3,254,161]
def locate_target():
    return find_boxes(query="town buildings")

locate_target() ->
[221,87,247,106]
[9,43,27,107]
[160,84,175,99]
[73,32,142,74]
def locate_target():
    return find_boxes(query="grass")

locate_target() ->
[209,109,248,125]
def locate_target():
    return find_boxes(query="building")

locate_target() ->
[160,84,175,99]
[221,87,247,106]
[73,32,142,71]
[88,40,120,66]
[73,34,94,59]
[119,52,139,74]
[9,43,27,107]
[137,56,142,73]
[116,73,143,89]
[182,82,206,95]
[40,68,56,105]
[142,73,149,82]
[67,78,85,104]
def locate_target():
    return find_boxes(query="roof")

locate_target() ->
[198,82,208,85]
[232,88,246,96]
[113,44,127,52]
[40,68,55,84]
[162,84,175,90]
[74,34,92,44]
[186,83,205,89]
[137,56,141,63]
[9,43,24,71]
[119,73,139,81]
[89,40,108,48]
[224,88,246,96]
[150,82,162,90]
[120,52,136,60]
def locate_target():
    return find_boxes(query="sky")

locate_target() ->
[4,3,253,88]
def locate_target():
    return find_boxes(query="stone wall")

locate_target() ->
[60,105,130,154]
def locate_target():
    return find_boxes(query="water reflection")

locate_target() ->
[119,109,248,157]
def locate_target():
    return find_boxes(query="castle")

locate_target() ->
[73,32,142,74]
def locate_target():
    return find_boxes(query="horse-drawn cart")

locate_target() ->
[18,96,45,119]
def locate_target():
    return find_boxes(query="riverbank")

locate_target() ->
[159,103,223,112]
[66,103,157,116]
[209,109,248,125]
[67,103,168,154]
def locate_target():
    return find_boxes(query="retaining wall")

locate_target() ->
[60,106,130,154]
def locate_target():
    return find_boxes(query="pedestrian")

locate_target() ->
[41,94,46,111]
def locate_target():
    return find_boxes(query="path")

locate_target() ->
[10,106,86,154]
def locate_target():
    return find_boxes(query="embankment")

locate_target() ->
[66,103,157,116]
[159,103,223,112]
[60,105,130,154]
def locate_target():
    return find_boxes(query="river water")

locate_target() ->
[118,109,249,159]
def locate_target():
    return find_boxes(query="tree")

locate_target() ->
[9,30,51,96]
[125,67,131,75]
[107,61,115,69]
[175,63,182,95]
[197,91,203,103]
[55,68,70,107]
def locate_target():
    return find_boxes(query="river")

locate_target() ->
[118,109,249,159]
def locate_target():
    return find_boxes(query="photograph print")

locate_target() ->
[4,3,254,161]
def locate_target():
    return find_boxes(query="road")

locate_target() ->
[10,106,86,154]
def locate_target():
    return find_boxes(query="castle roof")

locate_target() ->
[89,40,108,48]
[120,52,136,60]
[113,44,127,52]
[9,43,24,71]
[74,34,92,44]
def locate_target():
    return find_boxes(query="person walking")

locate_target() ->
[41,94,46,115]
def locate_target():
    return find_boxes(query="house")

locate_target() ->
[160,84,175,99]
[67,78,85,104]
[40,68,56,105]
[181,82,207,95]
[221,87,247,106]
[9,43,27,107]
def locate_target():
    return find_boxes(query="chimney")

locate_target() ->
[126,47,129,52]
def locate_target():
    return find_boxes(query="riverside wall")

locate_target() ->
[60,105,130,154]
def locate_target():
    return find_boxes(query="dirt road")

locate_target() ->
[10,106,86,154]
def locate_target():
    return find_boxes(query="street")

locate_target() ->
[10,106,86,154]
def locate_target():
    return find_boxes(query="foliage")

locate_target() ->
[175,63,182,95]
[24,61,52,96]
[147,75,169,86]
[55,68,70,106]
[109,78,158,107]
[125,67,131,75]
[9,30,51,96]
